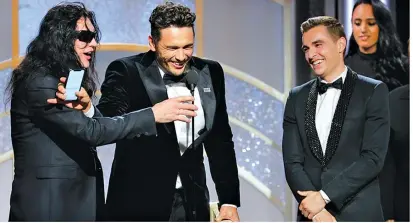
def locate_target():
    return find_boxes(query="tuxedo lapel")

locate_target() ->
[135,51,175,134]
[323,69,357,166]
[193,64,216,132]
[186,62,216,150]
[304,80,325,165]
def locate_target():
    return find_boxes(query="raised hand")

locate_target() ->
[151,96,198,123]
[47,77,91,112]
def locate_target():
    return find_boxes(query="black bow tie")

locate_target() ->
[163,73,186,85]
[317,78,343,95]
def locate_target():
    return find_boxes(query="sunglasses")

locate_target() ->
[77,30,96,43]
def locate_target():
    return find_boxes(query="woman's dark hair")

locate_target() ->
[5,2,101,103]
[346,0,408,89]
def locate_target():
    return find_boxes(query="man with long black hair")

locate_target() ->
[7,2,197,221]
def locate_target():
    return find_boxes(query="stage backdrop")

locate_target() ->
[0,0,295,221]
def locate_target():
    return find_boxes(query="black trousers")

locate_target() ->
[169,188,189,221]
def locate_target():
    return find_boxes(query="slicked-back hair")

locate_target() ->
[301,16,346,41]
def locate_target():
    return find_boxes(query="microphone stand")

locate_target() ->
[185,70,199,221]
[190,87,195,151]
[189,85,196,221]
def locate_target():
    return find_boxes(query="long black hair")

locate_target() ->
[5,2,101,103]
[346,0,408,89]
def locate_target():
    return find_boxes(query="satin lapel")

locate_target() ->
[193,64,216,132]
[323,70,357,166]
[304,80,324,165]
[186,64,216,150]
[135,52,175,134]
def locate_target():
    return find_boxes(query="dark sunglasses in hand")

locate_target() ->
[77,30,96,43]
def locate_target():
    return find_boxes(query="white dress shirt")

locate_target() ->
[316,66,348,203]
[160,68,236,208]
[159,68,206,189]
[82,70,205,188]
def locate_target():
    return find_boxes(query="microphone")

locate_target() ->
[185,70,199,95]
[185,70,199,149]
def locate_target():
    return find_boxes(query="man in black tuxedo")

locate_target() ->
[96,2,240,221]
[380,40,410,222]
[379,83,410,222]
[282,16,390,221]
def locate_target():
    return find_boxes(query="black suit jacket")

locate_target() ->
[282,68,390,221]
[98,51,240,221]
[380,85,410,221]
[9,70,157,221]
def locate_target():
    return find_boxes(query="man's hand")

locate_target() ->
[215,206,240,222]
[298,191,326,219]
[47,77,92,112]
[151,96,198,123]
[312,209,336,222]
[386,220,395,222]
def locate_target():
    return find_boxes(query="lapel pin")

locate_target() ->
[203,88,211,92]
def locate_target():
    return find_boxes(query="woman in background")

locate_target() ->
[345,0,408,91]
[345,1,409,221]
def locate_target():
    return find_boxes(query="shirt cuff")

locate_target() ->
[319,190,331,204]
[221,204,237,208]
[83,103,95,118]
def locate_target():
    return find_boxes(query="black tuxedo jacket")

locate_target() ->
[282,68,390,221]
[98,51,240,221]
[380,85,410,221]
[9,70,157,221]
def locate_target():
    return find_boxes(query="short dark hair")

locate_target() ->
[149,1,196,43]
[301,16,346,41]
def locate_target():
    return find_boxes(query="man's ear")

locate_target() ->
[148,36,156,52]
[337,37,347,54]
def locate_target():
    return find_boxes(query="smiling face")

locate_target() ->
[74,17,97,68]
[351,3,380,54]
[302,25,346,81]
[149,26,194,76]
